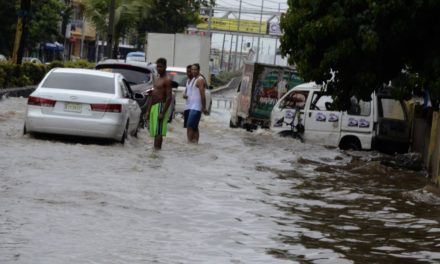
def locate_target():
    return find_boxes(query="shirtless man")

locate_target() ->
[145,58,172,150]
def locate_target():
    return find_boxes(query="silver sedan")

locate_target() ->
[24,68,141,144]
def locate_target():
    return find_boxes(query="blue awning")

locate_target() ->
[46,42,64,51]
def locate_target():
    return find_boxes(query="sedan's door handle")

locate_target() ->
[309,112,312,117]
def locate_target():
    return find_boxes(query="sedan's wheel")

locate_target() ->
[23,124,27,135]
[120,121,128,144]
[133,125,139,138]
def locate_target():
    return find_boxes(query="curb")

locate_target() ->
[0,86,36,99]
[211,77,241,94]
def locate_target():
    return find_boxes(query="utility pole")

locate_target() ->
[220,33,226,71]
[239,35,244,68]
[107,0,115,59]
[208,7,213,77]
[256,0,264,63]
[12,0,31,64]
[233,0,242,71]
[227,34,233,71]
[273,3,280,65]
[80,15,85,59]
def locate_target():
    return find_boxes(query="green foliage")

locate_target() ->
[280,0,440,110]
[0,0,64,58]
[47,60,65,71]
[27,0,64,51]
[0,60,95,89]
[0,62,32,88]
[211,71,241,87]
[21,62,47,84]
[0,1,17,56]
[64,59,96,69]
[138,0,214,35]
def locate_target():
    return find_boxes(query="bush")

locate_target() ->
[22,62,47,85]
[0,59,96,89]
[64,59,95,69]
[47,60,64,71]
[211,71,242,87]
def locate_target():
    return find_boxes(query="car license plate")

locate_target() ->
[64,102,82,112]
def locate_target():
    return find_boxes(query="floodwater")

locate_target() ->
[1,96,440,264]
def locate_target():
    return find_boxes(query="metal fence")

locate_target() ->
[212,97,233,109]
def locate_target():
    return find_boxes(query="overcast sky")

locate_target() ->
[209,0,290,66]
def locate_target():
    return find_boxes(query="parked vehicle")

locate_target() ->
[23,57,43,64]
[270,82,411,153]
[95,59,176,124]
[126,51,146,62]
[0,54,6,62]
[230,62,303,129]
[24,68,142,144]
[166,66,212,115]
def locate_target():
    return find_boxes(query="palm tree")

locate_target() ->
[79,0,151,58]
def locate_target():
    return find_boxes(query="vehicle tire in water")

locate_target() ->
[339,138,361,151]
[120,120,128,144]
[229,119,237,128]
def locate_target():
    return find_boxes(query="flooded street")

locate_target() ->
[1,96,440,263]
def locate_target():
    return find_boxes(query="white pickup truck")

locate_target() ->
[270,82,411,153]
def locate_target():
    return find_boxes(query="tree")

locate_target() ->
[136,0,215,46]
[0,0,17,57]
[80,0,151,57]
[280,1,440,110]
[0,0,64,58]
[27,0,64,50]
[81,0,215,57]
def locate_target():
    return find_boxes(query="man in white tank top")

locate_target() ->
[187,63,208,143]
[183,65,194,128]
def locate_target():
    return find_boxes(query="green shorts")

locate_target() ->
[150,102,169,137]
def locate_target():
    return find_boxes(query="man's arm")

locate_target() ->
[197,78,208,115]
[145,95,153,120]
[158,79,172,120]
[183,87,188,99]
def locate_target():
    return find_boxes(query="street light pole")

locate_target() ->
[233,0,242,71]
[107,0,115,59]
[256,0,264,63]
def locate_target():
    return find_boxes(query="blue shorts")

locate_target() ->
[187,110,202,131]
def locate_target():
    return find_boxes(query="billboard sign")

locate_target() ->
[197,16,267,34]
[268,23,282,36]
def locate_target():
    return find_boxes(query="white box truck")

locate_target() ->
[145,33,210,81]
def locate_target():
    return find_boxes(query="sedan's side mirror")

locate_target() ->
[171,81,178,88]
[134,93,144,99]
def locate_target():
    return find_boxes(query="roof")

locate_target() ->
[166,66,187,73]
[293,82,322,90]
[127,51,145,57]
[96,59,156,71]
[52,68,116,78]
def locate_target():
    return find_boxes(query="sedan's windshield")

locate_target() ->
[167,71,188,87]
[42,72,115,94]
[98,67,151,84]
